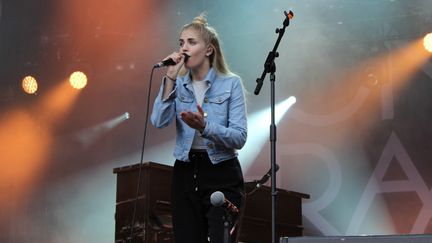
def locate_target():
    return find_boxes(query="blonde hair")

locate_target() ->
[178,13,231,76]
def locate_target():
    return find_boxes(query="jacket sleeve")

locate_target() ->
[150,78,177,128]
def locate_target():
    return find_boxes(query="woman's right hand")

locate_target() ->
[164,52,186,80]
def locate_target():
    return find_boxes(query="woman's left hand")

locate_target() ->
[180,105,206,132]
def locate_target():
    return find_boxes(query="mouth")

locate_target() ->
[183,53,190,63]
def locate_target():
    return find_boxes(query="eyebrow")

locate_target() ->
[179,37,198,42]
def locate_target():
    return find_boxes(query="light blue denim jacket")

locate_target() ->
[151,68,247,164]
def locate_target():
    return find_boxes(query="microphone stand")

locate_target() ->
[254,10,293,243]
[223,210,231,243]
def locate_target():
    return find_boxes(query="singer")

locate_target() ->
[151,13,247,243]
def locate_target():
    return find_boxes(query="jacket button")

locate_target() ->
[204,97,209,103]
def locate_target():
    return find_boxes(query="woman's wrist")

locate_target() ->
[198,120,206,134]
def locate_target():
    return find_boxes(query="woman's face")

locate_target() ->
[179,28,211,71]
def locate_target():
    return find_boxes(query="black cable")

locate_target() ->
[128,67,156,243]
[127,61,184,242]
[245,164,279,196]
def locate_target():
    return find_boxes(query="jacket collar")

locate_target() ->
[182,68,217,87]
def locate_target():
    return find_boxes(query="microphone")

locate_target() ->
[256,164,279,187]
[154,53,190,68]
[210,191,239,214]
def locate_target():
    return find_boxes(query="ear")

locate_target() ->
[206,45,214,56]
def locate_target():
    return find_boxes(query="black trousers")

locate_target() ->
[171,151,244,243]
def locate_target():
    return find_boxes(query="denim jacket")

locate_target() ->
[151,68,247,164]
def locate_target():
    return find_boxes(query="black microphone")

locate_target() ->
[210,191,239,214]
[256,164,280,187]
[154,53,190,68]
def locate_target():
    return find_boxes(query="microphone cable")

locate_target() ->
[128,61,185,242]
[128,66,156,242]
[245,164,279,196]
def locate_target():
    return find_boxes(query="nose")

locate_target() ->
[180,43,188,53]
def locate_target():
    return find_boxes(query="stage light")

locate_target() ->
[239,96,297,172]
[75,112,131,147]
[69,71,88,89]
[424,33,432,53]
[21,76,38,94]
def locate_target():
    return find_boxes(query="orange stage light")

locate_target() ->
[0,79,81,213]
[21,76,38,94]
[424,33,432,53]
[69,71,88,89]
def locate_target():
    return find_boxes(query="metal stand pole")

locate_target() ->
[253,10,294,243]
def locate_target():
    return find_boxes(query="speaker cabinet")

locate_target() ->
[113,162,173,243]
[239,183,310,243]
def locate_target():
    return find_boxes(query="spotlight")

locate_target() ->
[424,33,432,53]
[239,96,296,171]
[21,76,38,94]
[75,112,131,147]
[124,112,130,119]
[69,71,88,89]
